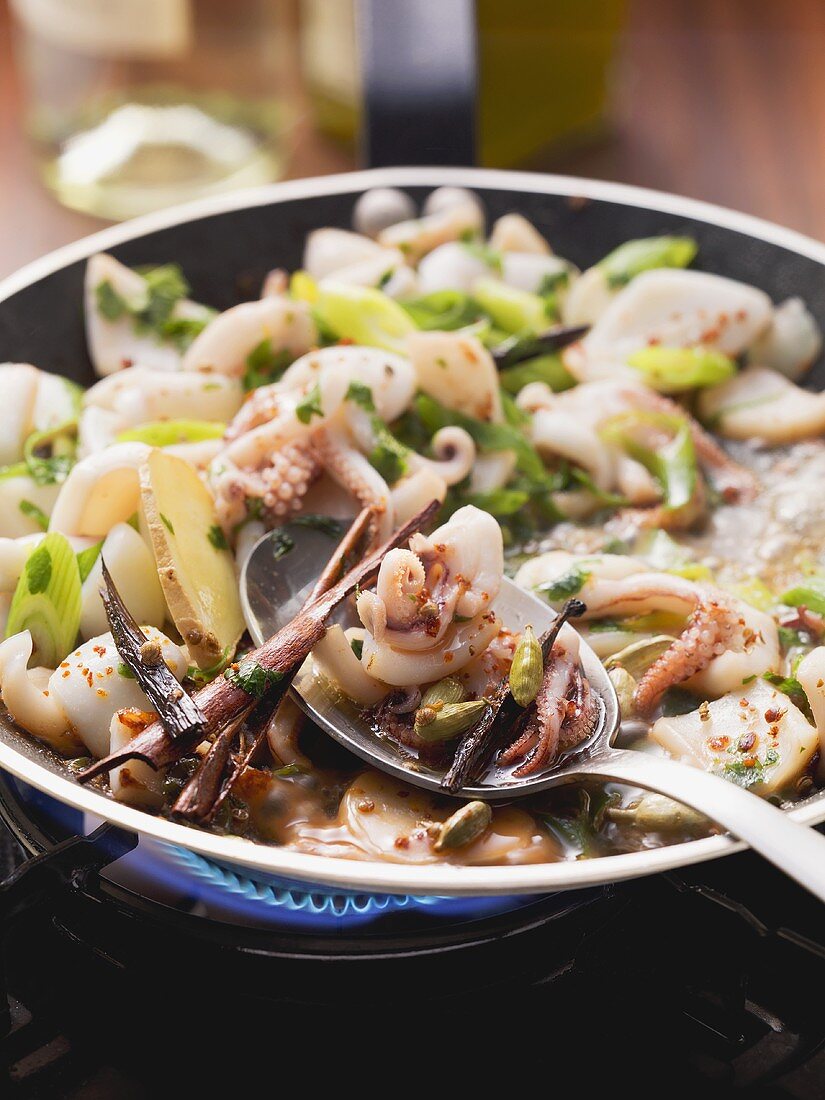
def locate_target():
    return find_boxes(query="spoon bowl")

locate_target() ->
[241,522,618,799]
[242,521,825,902]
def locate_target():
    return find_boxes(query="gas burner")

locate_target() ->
[5,771,825,1096]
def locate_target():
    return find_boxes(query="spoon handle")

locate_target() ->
[578,748,825,903]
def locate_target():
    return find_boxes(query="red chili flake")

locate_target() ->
[357,799,375,813]
[444,653,454,663]
[738,731,756,753]
[739,699,749,707]
[708,735,729,751]
[394,836,410,850]
[742,756,758,768]
[764,707,785,724]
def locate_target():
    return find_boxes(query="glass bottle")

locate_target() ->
[10,0,296,220]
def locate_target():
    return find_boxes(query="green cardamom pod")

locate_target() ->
[413,698,488,743]
[420,676,466,710]
[509,624,544,707]
[434,800,493,851]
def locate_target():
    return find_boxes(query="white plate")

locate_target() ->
[2,165,825,896]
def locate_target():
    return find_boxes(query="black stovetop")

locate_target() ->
[4,806,825,1098]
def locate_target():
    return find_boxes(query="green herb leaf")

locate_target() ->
[271,530,295,560]
[19,500,49,531]
[76,540,104,583]
[207,524,228,551]
[159,313,212,351]
[460,238,503,275]
[463,488,530,516]
[242,338,292,391]
[224,658,285,699]
[413,392,549,486]
[291,515,346,538]
[295,382,324,425]
[117,661,136,679]
[137,264,190,331]
[345,380,376,412]
[96,279,129,321]
[160,513,175,535]
[537,565,590,602]
[722,748,780,789]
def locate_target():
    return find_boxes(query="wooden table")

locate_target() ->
[2,0,825,279]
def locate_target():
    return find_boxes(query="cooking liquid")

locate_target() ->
[233,440,823,867]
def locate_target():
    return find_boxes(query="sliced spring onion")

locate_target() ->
[462,488,531,516]
[289,269,319,303]
[627,345,736,393]
[402,290,484,331]
[598,236,698,288]
[727,577,776,612]
[76,539,104,583]
[781,577,825,617]
[312,281,417,353]
[499,354,576,395]
[600,410,696,512]
[413,393,549,485]
[116,419,227,446]
[5,532,82,667]
[472,278,549,335]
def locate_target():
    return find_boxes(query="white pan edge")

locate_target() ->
[1,166,825,896]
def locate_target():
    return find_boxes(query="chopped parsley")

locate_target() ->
[76,540,104,583]
[95,263,210,350]
[96,279,129,321]
[207,524,229,551]
[242,339,292,391]
[295,383,324,424]
[537,566,590,602]
[117,661,136,679]
[722,748,779,789]
[345,381,409,484]
[460,238,503,275]
[160,513,175,535]
[25,543,52,593]
[345,381,376,411]
[19,500,49,531]
[350,637,364,660]
[271,530,295,560]
[292,514,346,538]
[224,658,285,698]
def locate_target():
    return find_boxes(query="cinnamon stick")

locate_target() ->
[78,499,440,783]
[172,507,374,821]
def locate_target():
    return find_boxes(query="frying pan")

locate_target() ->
[2,166,825,895]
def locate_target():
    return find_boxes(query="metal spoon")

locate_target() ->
[242,523,825,902]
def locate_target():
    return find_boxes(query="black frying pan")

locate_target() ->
[2,165,825,897]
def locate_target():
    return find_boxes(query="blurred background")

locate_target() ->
[1,0,824,279]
